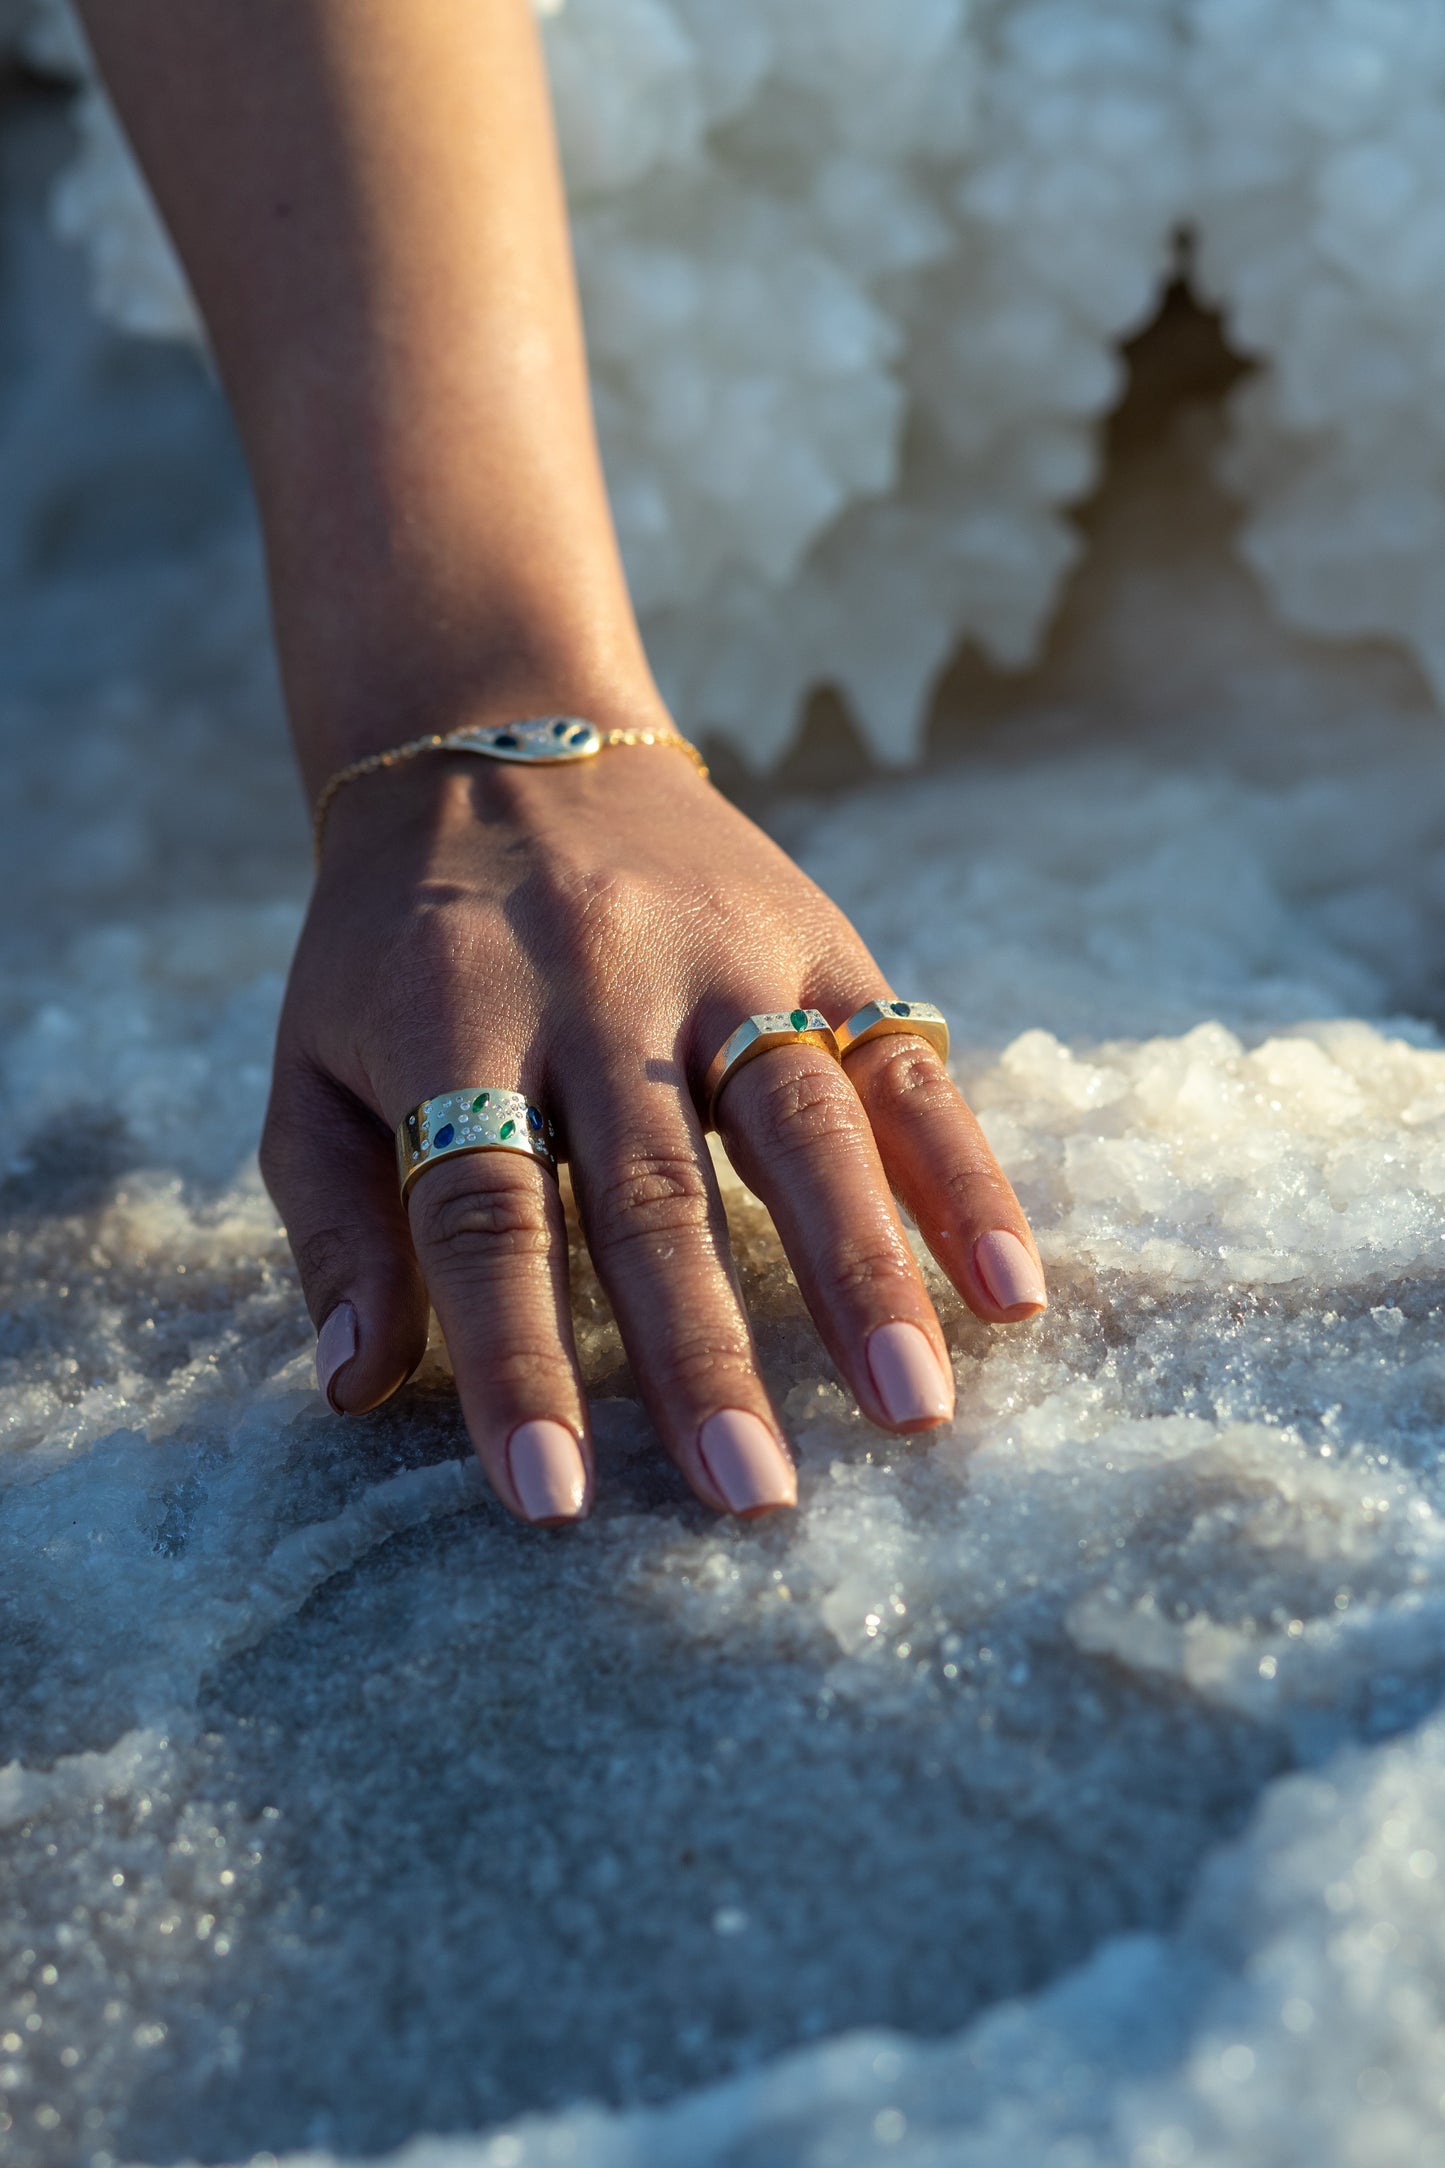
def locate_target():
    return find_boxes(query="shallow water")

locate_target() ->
[7,87,1445,2168]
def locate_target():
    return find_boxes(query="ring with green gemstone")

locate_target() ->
[835,999,949,1066]
[396,1086,558,1202]
[702,1009,841,1129]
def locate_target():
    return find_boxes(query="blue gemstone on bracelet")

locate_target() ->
[553,720,569,736]
[527,1106,543,1132]
[433,1123,455,1149]
[570,726,590,745]
[493,732,519,750]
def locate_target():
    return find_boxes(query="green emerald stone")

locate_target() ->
[500,1118,516,1139]
[790,1009,809,1031]
[471,1092,489,1111]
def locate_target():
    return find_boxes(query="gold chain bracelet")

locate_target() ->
[312,713,709,861]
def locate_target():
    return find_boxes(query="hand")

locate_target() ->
[259,725,1047,1526]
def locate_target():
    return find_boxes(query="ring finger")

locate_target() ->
[564,1051,798,1518]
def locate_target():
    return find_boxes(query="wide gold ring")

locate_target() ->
[396,1086,558,1202]
[702,1009,840,1128]
[835,999,950,1064]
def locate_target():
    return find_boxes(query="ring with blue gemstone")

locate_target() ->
[395,1086,558,1202]
[834,999,949,1066]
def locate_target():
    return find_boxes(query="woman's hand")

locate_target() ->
[260,725,1047,1526]
[82,3,1044,1526]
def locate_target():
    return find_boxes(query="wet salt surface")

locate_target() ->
[9,94,1445,2168]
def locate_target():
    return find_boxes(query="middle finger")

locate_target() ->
[565,1057,799,1518]
[710,1023,956,1435]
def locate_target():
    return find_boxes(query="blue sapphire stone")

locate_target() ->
[493,732,519,751]
[527,1106,543,1132]
[891,1001,911,1016]
[433,1123,455,1149]
[570,725,591,745]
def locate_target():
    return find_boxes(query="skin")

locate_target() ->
[82,0,1046,1523]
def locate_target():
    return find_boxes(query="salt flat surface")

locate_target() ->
[7,88,1445,2168]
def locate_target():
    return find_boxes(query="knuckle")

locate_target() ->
[411,1164,554,1277]
[590,1148,714,1251]
[869,1039,957,1116]
[937,1163,1020,1226]
[553,866,656,974]
[290,1222,365,1291]
[649,1325,757,1406]
[813,917,878,982]
[752,1060,866,1158]
[375,898,481,1003]
[820,1237,916,1311]
[477,1342,578,1400]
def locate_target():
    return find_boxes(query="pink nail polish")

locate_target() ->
[866,1320,953,1427]
[507,1420,588,1524]
[697,1410,797,1516]
[974,1230,1048,1314]
[316,1301,358,1413]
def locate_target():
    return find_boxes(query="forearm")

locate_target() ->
[80,0,658,795]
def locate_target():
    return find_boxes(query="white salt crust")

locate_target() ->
[19,0,1445,764]
[9,46,1445,2168]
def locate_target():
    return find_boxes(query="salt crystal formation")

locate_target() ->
[1190,0,1445,707]
[18,0,1445,768]
[6,0,1190,764]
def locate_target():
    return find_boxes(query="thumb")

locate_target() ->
[260,1061,430,1415]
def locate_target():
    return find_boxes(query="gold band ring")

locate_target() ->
[396,1087,558,1202]
[835,999,950,1064]
[702,1009,840,1128]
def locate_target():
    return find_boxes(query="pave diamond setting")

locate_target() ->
[396,1086,558,1199]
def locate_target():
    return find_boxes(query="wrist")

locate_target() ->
[315,706,710,873]
[250,421,658,795]
[287,622,669,804]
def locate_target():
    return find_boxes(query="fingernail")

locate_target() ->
[697,1410,797,1516]
[507,1420,588,1525]
[974,1229,1048,1314]
[866,1320,954,1428]
[316,1301,358,1413]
